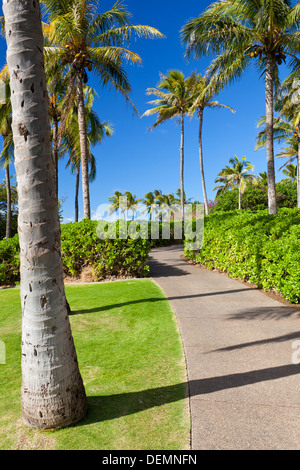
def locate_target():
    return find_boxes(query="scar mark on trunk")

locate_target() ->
[18,124,29,142]
[40,295,48,309]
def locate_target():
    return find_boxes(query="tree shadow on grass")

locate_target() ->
[70,288,259,315]
[81,363,299,425]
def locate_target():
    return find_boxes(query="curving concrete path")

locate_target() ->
[148,245,300,450]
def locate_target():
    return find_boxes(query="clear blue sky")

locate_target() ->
[0,0,291,222]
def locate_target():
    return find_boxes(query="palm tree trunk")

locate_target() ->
[3,0,87,429]
[238,185,242,210]
[265,53,277,215]
[76,73,90,219]
[5,162,11,239]
[75,162,80,223]
[180,112,185,221]
[297,137,300,209]
[198,109,209,215]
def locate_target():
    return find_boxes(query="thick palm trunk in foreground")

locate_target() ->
[4,0,87,429]
[265,53,277,215]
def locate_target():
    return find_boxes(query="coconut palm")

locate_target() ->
[108,190,124,218]
[43,0,163,219]
[186,71,235,215]
[124,191,142,220]
[63,86,113,222]
[256,75,300,207]
[141,192,157,221]
[182,0,300,216]
[0,76,13,239]
[3,0,87,428]
[143,71,191,219]
[214,156,258,210]
[282,162,297,182]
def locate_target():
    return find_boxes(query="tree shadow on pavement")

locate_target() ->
[82,364,299,425]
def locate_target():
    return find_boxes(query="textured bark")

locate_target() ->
[198,109,209,215]
[5,163,11,239]
[52,116,59,201]
[180,112,185,221]
[297,138,300,209]
[3,0,87,429]
[75,163,80,223]
[76,74,90,219]
[265,53,277,215]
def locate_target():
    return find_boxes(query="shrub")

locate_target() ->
[0,234,20,285]
[184,208,300,303]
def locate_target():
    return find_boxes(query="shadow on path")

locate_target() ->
[71,288,263,315]
[83,363,299,425]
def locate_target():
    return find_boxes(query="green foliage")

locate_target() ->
[212,180,297,212]
[61,219,151,280]
[184,208,300,304]
[0,234,20,285]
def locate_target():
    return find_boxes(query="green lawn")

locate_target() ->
[0,279,190,450]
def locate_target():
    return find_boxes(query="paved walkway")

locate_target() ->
[148,245,300,450]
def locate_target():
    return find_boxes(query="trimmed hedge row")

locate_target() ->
[184,208,300,304]
[0,219,153,285]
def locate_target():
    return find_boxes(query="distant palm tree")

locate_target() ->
[214,156,258,210]
[282,163,297,183]
[141,192,157,221]
[43,0,163,219]
[124,191,141,220]
[143,70,191,219]
[182,0,300,215]
[187,71,235,215]
[108,191,124,217]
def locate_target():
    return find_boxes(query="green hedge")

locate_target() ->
[184,208,300,304]
[0,219,152,285]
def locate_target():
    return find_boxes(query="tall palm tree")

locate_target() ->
[143,70,191,220]
[187,71,235,215]
[214,156,258,210]
[43,0,164,219]
[3,0,87,428]
[63,86,113,222]
[0,76,13,239]
[256,74,300,207]
[181,0,300,216]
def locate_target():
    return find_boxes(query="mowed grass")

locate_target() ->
[0,279,190,450]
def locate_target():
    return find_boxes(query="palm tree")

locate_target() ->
[143,71,191,220]
[63,86,113,222]
[181,0,300,216]
[141,192,157,221]
[214,156,258,210]
[187,71,235,215]
[282,162,297,182]
[108,190,124,218]
[0,75,13,239]
[3,0,87,428]
[124,191,141,220]
[256,75,300,207]
[43,0,163,219]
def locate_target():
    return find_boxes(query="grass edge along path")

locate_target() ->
[0,279,190,450]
